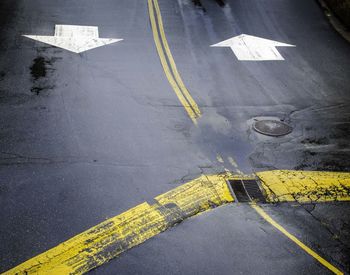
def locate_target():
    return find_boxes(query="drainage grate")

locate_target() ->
[243,180,266,203]
[228,179,266,203]
[229,180,251,202]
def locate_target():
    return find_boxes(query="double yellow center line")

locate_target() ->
[148,0,201,124]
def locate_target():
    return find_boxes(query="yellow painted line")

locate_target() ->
[148,0,201,124]
[227,156,238,168]
[257,170,350,203]
[216,154,224,163]
[4,174,233,274]
[152,0,201,118]
[227,156,244,175]
[5,170,350,274]
[251,203,343,275]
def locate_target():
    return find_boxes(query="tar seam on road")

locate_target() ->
[3,174,233,274]
[148,0,201,124]
[250,203,344,275]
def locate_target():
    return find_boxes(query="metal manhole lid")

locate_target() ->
[253,120,292,137]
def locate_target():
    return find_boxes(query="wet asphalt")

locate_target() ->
[1,0,350,273]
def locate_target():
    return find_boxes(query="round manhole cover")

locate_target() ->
[253,120,292,137]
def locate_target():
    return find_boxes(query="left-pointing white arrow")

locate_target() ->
[23,25,123,53]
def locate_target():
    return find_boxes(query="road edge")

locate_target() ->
[317,0,350,42]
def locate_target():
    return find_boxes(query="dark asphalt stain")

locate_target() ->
[301,137,329,145]
[294,151,350,172]
[214,0,225,7]
[30,57,47,80]
[30,85,55,95]
[191,0,206,12]
[30,87,45,95]
[0,184,9,195]
[29,56,58,95]
[0,72,4,96]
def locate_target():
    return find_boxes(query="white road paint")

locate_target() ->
[211,34,295,61]
[23,25,123,53]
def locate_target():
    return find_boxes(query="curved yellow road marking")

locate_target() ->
[148,0,200,124]
[4,170,349,274]
[152,0,201,118]
[3,174,233,274]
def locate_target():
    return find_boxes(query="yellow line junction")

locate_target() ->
[4,170,349,274]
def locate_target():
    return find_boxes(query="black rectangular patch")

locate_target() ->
[243,180,266,203]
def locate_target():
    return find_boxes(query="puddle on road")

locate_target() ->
[29,56,58,95]
[30,57,47,80]
[191,0,225,11]
[0,71,5,80]
[191,0,206,12]
[214,0,225,7]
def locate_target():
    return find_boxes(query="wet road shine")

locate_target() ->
[1,0,350,274]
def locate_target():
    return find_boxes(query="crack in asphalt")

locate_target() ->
[0,152,149,168]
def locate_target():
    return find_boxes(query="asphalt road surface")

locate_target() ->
[1,0,350,274]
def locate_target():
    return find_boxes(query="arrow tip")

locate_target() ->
[240,34,295,47]
[211,34,295,48]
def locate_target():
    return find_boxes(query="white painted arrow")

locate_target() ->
[23,25,123,53]
[211,34,295,61]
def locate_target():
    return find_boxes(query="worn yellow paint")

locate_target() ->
[148,0,201,124]
[227,156,238,168]
[251,203,344,275]
[5,170,350,274]
[4,174,233,274]
[216,154,224,163]
[257,170,350,203]
[155,174,234,212]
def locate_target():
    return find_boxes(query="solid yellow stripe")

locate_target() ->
[256,170,350,203]
[155,174,234,211]
[3,203,166,274]
[250,203,343,275]
[3,174,233,274]
[148,0,198,124]
[152,0,201,118]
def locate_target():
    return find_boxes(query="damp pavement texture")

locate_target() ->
[1,0,350,274]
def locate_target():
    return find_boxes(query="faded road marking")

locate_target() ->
[3,174,233,274]
[148,0,201,124]
[257,170,350,203]
[227,156,238,168]
[216,154,224,163]
[251,203,344,275]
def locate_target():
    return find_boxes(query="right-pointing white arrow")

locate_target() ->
[211,34,295,61]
